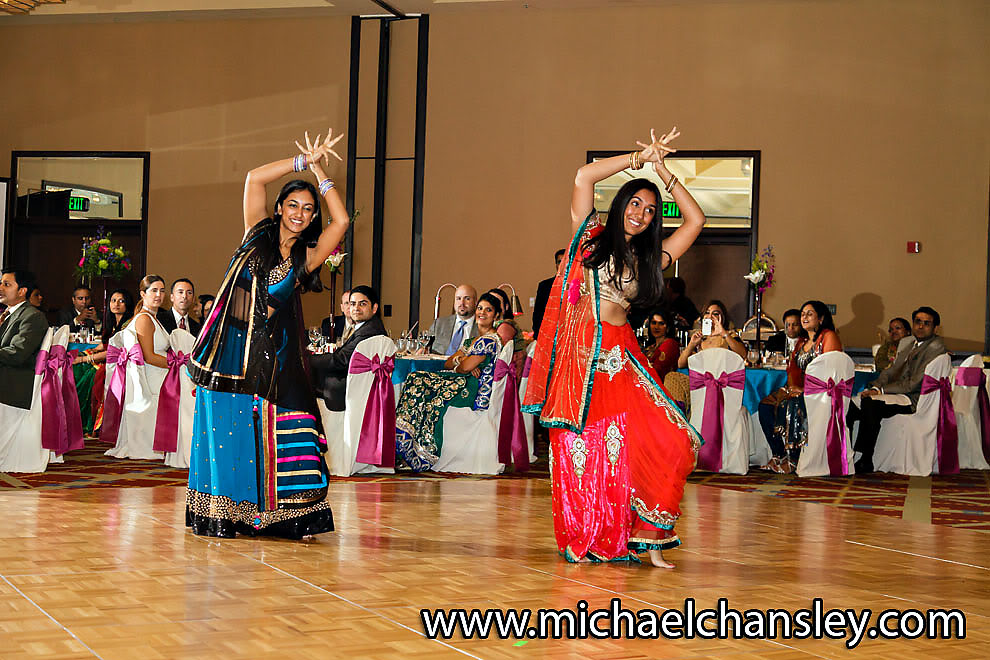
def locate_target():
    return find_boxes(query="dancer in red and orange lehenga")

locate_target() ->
[523,127,705,568]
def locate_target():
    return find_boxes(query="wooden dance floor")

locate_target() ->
[1,478,987,659]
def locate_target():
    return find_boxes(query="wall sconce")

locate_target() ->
[497,283,524,317]
[433,282,456,321]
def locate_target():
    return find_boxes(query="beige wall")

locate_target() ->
[1,0,987,349]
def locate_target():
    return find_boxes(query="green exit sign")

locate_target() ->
[68,196,90,212]
[662,200,681,218]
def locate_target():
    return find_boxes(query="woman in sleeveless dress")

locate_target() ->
[104,275,170,460]
[186,130,349,539]
[523,127,706,568]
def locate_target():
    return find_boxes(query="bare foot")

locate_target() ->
[648,549,675,569]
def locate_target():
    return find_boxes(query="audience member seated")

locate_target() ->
[0,268,48,411]
[321,289,352,343]
[104,275,171,460]
[427,283,479,355]
[72,288,135,434]
[848,306,948,473]
[644,308,680,381]
[677,300,747,368]
[156,278,201,335]
[665,276,700,333]
[28,287,44,311]
[310,286,388,412]
[764,308,806,357]
[758,300,842,473]
[532,248,565,339]
[56,285,99,332]
[395,292,504,471]
[488,287,527,376]
[194,294,215,325]
[874,316,911,372]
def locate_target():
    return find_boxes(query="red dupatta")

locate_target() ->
[522,214,604,433]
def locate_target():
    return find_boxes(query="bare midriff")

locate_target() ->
[599,299,629,327]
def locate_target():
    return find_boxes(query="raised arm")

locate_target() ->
[243,155,306,233]
[299,130,350,273]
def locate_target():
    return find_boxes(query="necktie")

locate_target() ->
[0,310,9,328]
[341,324,355,344]
[446,320,466,356]
[179,317,186,331]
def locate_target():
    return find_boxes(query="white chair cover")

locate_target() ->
[748,412,773,467]
[104,324,167,460]
[688,348,750,474]
[163,329,196,468]
[952,354,990,470]
[798,351,855,477]
[0,327,55,473]
[433,341,512,474]
[318,335,397,477]
[873,353,952,476]
[519,341,539,463]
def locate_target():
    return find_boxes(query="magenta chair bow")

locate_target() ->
[804,375,853,475]
[954,367,989,464]
[689,369,746,472]
[99,343,145,445]
[153,349,191,454]
[348,353,396,468]
[494,360,530,473]
[34,346,70,454]
[920,374,959,474]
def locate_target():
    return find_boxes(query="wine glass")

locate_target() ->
[307,327,321,350]
[746,347,760,367]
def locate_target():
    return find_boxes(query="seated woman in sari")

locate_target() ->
[643,308,679,381]
[396,292,504,471]
[874,316,910,372]
[71,288,134,434]
[488,287,527,377]
[757,300,842,473]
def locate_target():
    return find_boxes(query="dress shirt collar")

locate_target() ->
[4,301,26,318]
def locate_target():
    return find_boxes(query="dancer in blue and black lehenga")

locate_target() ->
[186,130,349,539]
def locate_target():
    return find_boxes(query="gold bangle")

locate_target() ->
[665,175,678,193]
[628,152,635,170]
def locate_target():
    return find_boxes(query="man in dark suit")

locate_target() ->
[157,278,202,335]
[310,285,388,412]
[55,286,98,332]
[848,306,949,472]
[0,268,49,410]
[320,289,351,343]
[764,308,804,356]
[532,248,565,339]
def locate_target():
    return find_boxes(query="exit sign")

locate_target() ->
[662,200,681,219]
[69,196,90,212]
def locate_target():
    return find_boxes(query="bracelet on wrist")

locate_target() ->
[318,178,335,196]
[665,175,678,193]
[293,154,308,172]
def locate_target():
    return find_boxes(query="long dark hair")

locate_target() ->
[583,178,665,308]
[647,307,676,344]
[104,287,135,343]
[487,288,512,322]
[271,180,324,294]
[801,299,835,336]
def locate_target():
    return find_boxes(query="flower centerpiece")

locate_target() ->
[75,233,132,281]
[324,245,347,272]
[743,245,775,363]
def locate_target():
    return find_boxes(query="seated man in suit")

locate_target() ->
[847,306,949,472]
[426,283,479,355]
[310,286,388,412]
[532,249,565,339]
[157,278,202,335]
[0,268,49,410]
[56,286,99,332]
[320,289,352,344]
[764,308,804,356]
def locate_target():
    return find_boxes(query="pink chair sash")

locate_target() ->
[955,367,990,463]
[153,349,190,454]
[34,347,67,453]
[521,355,533,379]
[689,369,746,472]
[98,343,145,445]
[56,346,84,453]
[920,374,959,474]
[803,375,853,476]
[348,353,396,468]
[494,360,530,473]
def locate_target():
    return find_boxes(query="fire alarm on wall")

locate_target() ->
[907,241,922,253]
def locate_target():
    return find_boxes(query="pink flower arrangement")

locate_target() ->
[75,232,131,280]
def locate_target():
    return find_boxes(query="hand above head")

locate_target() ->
[296,127,345,168]
[635,126,680,171]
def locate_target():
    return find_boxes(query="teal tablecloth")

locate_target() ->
[392,356,448,385]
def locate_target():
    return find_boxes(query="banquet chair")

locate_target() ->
[161,329,196,468]
[688,348,750,474]
[797,351,856,477]
[873,353,955,476]
[316,335,397,477]
[952,354,989,470]
[103,327,166,460]
[46,325,84,464]
[433,341,513,474]
[519,341,539,463]
[0,327,55,473]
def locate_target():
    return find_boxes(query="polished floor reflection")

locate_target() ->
[1,479,987,658]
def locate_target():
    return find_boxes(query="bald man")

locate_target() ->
[427,284,480,355]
